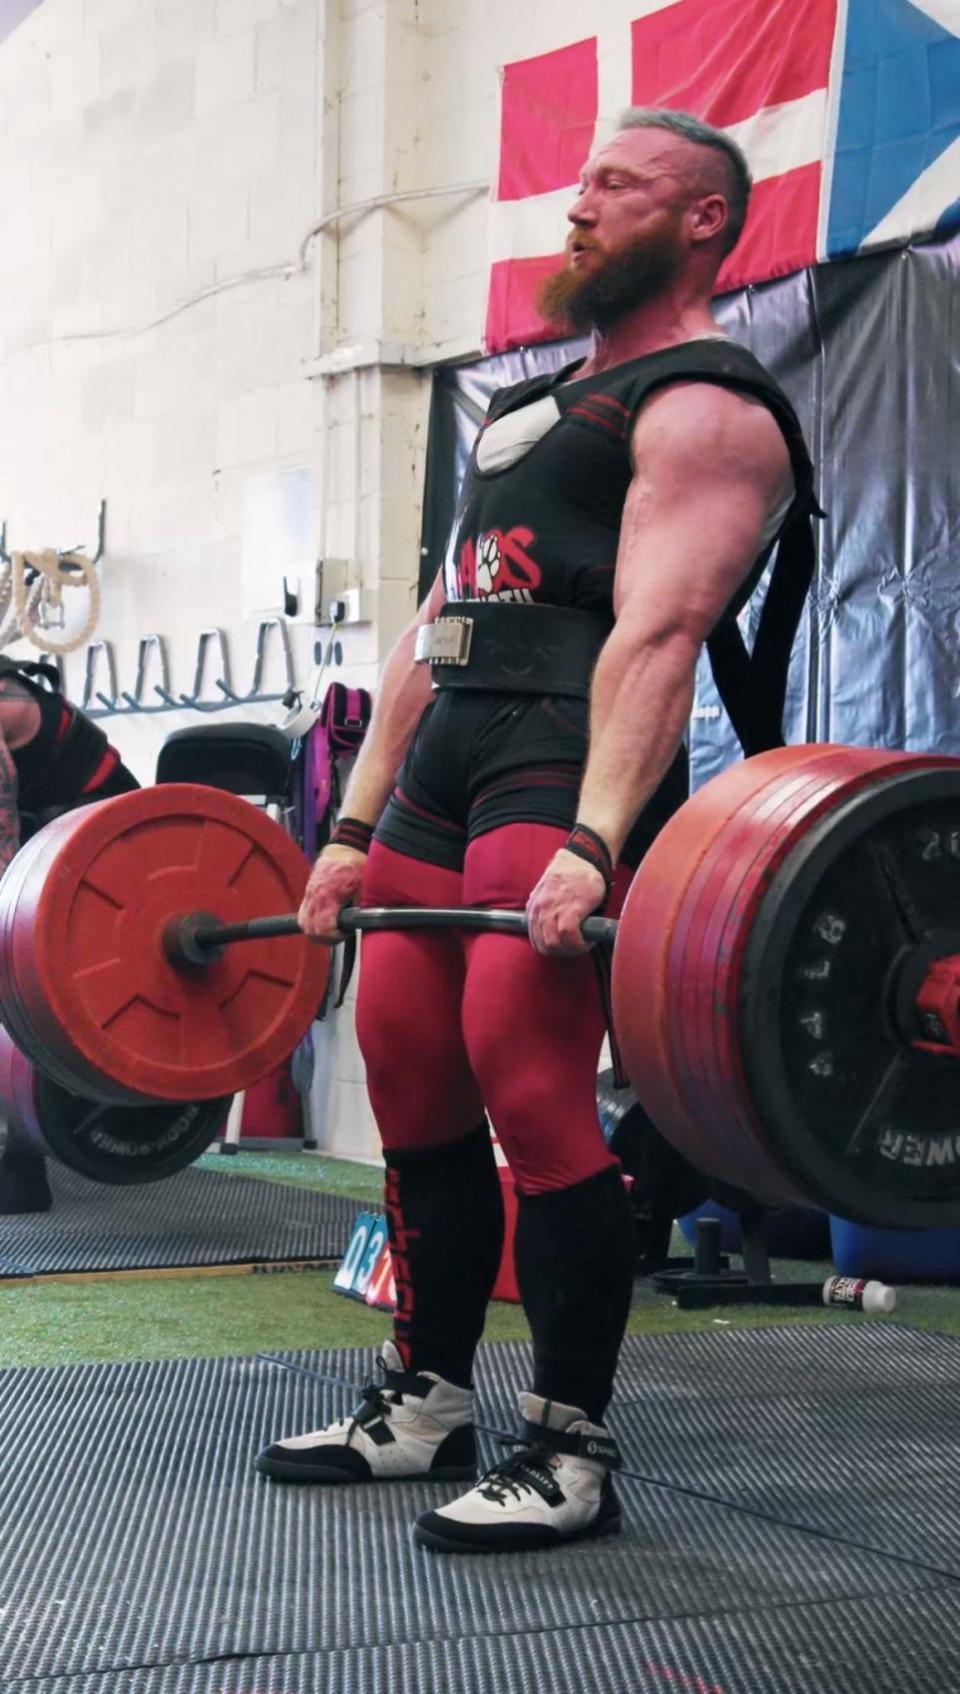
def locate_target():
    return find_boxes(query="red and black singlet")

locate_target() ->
[4,664,136,827]
[374,337,819,871]
[442,338,815,623]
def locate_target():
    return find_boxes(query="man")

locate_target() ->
[0,659,138,1213]
[0,657,137,874]
[257,108,818,1553]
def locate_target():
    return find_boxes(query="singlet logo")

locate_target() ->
[454,526,542,603]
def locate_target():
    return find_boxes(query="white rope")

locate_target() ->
[0,549,101,656]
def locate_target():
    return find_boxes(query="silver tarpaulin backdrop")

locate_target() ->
[419,230,960,789]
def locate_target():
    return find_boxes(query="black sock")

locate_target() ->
[514,1163,635,1423]
[383,1121,504,1389]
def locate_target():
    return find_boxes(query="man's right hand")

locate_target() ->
[298,845,368,941]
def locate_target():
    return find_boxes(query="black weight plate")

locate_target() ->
[33,1078,232,1185]
[596,1067,710,1219]
[741,767,960,1229]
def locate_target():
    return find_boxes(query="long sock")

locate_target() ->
[514,1163,635,1423]
[383,1121,504,1388]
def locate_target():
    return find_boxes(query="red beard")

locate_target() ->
[537,221,688,332]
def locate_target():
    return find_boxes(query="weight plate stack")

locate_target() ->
[614,744,960,1228]
[0,1023,231,1183]
[0,786,329,1104]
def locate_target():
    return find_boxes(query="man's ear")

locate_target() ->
[690,193,728,246]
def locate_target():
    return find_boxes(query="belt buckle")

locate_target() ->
[415,617,474,667]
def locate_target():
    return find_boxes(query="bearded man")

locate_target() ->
[257,108,818,1555]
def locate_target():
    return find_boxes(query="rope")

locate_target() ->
[0,549,100,655]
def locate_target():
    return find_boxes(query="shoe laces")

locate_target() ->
[344,1359,410,1440]
[477,1439,564,1507]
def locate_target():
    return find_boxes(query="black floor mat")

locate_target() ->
[0,1163,364,1276]
[1,1326,958,1691]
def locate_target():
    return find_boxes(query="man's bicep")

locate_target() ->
[613,384,791,639]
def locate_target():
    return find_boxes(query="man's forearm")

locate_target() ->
[337,627,433,826]
[576,626,696,862]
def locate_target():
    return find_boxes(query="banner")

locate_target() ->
[426,228,960,782]
[486,0,960,352]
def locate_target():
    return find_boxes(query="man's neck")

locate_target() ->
[574,296,720,379]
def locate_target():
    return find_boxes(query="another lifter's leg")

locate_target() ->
[415,823,634,1553]
[257,842,502,1487]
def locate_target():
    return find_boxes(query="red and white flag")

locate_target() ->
[485,0,839,353]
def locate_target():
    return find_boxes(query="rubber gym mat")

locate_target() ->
[22,1593,960,1694]
[0,1331,952,1691]
[607,1322,960,1574]
[0,1163,365,1277]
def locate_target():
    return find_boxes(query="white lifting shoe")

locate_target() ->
[255,1340,476,1485]
[413,1392,623,1553]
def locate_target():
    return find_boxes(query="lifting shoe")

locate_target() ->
[413,1392,623,1553]
[255,1340,476,1485]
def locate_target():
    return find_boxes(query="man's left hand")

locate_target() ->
[525,848,607,955]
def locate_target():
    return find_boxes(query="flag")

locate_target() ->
[485,0,960,353]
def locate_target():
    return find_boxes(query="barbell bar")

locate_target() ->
[1,747,960,1227]
[172,906,619,963]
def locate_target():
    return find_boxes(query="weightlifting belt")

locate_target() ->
[414,601,611,698]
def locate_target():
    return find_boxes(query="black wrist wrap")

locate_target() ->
[330,816,374,854]
[563,822,614,893]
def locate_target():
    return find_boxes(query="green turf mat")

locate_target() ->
[1,1244,959,1372]
[1,1153,956,1370]
[195,1147,383,1203]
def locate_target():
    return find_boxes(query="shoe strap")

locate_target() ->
[480,1445,565,1507]
[520,1419,622,1470]
[351,1362,437,1429]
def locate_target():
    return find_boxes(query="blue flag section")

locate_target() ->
[826,0,960,257]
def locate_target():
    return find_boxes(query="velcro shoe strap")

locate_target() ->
[521,1420,622,1470]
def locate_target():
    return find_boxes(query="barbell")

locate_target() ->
[0,744,958,1228]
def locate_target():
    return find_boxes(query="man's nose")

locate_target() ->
[567,185,597,225]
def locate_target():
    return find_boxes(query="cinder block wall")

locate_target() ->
[0,0,631,1159]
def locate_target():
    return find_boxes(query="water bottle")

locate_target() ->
[822,1275,896,1314]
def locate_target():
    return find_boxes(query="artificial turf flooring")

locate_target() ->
[0,1148,957,1370]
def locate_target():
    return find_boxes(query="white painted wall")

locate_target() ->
[0,0,632,1161]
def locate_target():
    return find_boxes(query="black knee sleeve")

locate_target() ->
[514,1163,635,1422]
[384,1120,504,1388]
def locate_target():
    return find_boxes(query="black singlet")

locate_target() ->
[375,338,817,872]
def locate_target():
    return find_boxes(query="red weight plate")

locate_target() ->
[679,748,960,1200]
[0,786,329,1103]
[614,746,958,1204]
[613,747,856,1183]
[674,750,879,1198]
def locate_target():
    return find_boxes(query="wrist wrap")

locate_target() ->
[330,816,374,854]
[563,823,614,893]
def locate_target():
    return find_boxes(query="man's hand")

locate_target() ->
[298,845,367,941]
[525,848,607,955]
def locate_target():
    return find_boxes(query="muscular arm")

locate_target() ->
[526,381,792,953]
[334,569,446,828]
[576,381,793,861]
